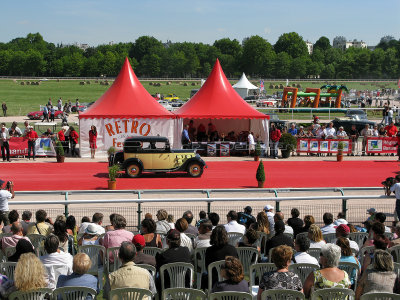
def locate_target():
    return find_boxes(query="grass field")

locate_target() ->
[0,79,397,117]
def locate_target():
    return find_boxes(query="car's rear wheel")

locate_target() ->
[187,162,203,177]
[126,163,142,178]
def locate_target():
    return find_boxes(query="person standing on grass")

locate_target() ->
[26,126,38,161]
[89,125,97,159]
[49,106,55,122]
[1,103,7,117]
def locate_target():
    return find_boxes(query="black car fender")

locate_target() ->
[123,158,144,170]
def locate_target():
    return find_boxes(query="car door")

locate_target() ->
[153,141,173,170]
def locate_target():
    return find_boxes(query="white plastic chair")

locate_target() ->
[360,292,400,300]
[209,291,253,300]
[9,288,53,300]
[162,287,207,300]
[160,262,194,290]
[311,288,355,300]
[236,247,259,276]
[52,286,97,300]
[249,263,277,297]
[288,263,320,285]
[261,289,305,300]
[227,232,243,247]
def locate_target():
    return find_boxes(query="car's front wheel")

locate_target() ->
[126,163,142,178]
[187,162,203,177]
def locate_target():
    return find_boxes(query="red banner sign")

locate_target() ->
[9,137,28,157]
[366,137,397,154]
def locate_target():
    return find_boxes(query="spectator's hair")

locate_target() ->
[304,215,315,227]
[199,211,207,219]
[274,220,285,234]
[166,215,174,223]
[245,228,259,244]
[134,242,144,252]
[321,244,341,268]
[144,213,153,219]
[109,213,117,224]
[336,236,352,256]
[227,210,238,221]
[112,214,127,229]
[119,241,136,262]
[81,216,90,223]
[364,220,373,233]
[373,234,390,250]
[210,225,228,247]
[54,220,68,243]
[22,211,32,221]
[222,256,244,283]
[8,210,19,223]
[323,213,334,225]
[35,210,47,223]
[44,234,60,254]
[141,218,157,233]
[92,213,104,224]
[66,215,76,231]
[208,213,220,227]
[308,224,323,242]
[255,211,270,234]
[183,210,194,224]
[175,218,189,233]
[11,222,22,234]
[56,215,66,223]
[375,212,386,224]
[347,223,357,233]
[291,208,300,218]
[157,209,168,221]
[73,253,92,275]
[14,253,47,291]
[371,222,385,235]
[200,220,213,232]
[373,249,394,271]
[337,212,346,219]
[272,245,293,269]
[295,233,310,252]
[274,212,284,221]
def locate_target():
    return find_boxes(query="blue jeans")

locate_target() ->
[270,141,279,158]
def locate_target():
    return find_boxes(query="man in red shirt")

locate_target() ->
[385,122,398,137]
[26,126,38,160]
[270,124,282,159]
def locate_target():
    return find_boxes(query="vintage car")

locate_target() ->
[164,93,180,101]
[109,136,207,178]
[27,110,63,120]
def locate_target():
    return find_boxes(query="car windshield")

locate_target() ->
[267,114,279,121]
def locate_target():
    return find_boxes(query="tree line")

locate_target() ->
[0,32,399,79]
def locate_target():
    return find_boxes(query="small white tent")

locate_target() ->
[232,73,259,98]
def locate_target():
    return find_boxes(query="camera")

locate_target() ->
[382,177,395,196]
[5,181,13,190]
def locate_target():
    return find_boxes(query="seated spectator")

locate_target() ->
[392,224,400,246]
[257,245,303,300]
[1,222,31,251]
[54,219,74,254]
[303,244,351,298]
[57,253,99,299]
[109,242,156,299]
[356,250,400,299]
[78,213,105,239]
[20,210,32,236]
[144,213,152,220]
[155,209,171,235]
[264,205,275,230]
[141,218,163,248]
[361,234,390,272]
[363,221,385,248]
[66,215,79,245]
[194,220,212,249]
[321,212,336,234]
[27,209,53,236]
[78,223,102,246]
[336,237,361,286]
[101,214,134,263]
[211,256,249,293]
[40,234,73,289]
[0,253,47,298]
[105,214,116,232]
[174,218,193,253]
[250,211,270,235]
[308,224,326,248]
[2,210,19,234]
[301,215,315,233]
[167,214,175,229]
[334,212,348,226]
[265,220,294,258]
[292,233,318,265]
[287,208,304,237]
[132,234,156,267]
[337,126,347,138]
[8,239,35,262]
[335,224,359,252]
[237,206,256,229]
[375,212,391,233]
[366,208,376,223]
[208,212,220,229]
[195,211,208,228]
[274,212,293,235]
[238,228,259,250]
[183,210,198,235]
[224,210,245,235]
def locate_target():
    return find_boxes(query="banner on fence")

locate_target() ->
[366,137,397,154]
[9,137,56,157]
[296,138,352,154]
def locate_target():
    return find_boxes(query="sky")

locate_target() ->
[1,0,399,47]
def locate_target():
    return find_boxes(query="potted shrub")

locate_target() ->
[107,146,117,163]
[108,164,120,190]
[55,140,65,163]
[337,141,344,162]
[256,160,265,188]
[280,133,297,158]
[254,141,261,161]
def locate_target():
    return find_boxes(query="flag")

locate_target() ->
[260,80,264,92]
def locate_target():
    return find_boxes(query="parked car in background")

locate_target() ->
[265,113,287,130]
[332,117,375,133]
[71,105,88,112]
[170,99,185,107]
[27,110,63,120]
[345,109,368,120]
[164,94,180,101]
[158,100,173,111]
[256,96,277,107]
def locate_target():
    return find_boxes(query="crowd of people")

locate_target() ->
[0,202,397,299]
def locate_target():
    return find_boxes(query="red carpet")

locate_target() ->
[1,161,398,191]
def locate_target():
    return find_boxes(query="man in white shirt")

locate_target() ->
[335,224,359,253]
[0,180,14,226]
[321,212,336,234]
[264,205,275,231]
[292,233,319,265]
[248,132,255,155]
[390,182,400,221]
[274,212,293,235]
[323,122,336,139]
[40,234,73,289]
[78,212,105,239]
[360,124,371,155]
[224,210,245,235]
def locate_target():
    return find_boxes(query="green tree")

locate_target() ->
[241,35,275,76]
[139,53,161,77]
[213,38,241,57]
[0,50,12,75]
[274,52,291,78]
[130,36,164,62]
[383,48,399,78]
[62,52,85,76]
[25,49,46,76]
[274,32,308,58]
[320,63,335,78]
[101,51,117,76]
[314,36,331,52]
[369,48,385,78]
[290,56,308,78]
[9,51,27,75]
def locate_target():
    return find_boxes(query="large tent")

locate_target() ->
[175,59,269,147]
[232,73,259,98]
[79,58,176,157]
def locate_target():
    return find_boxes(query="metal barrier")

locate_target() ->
[13,187,391,230]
